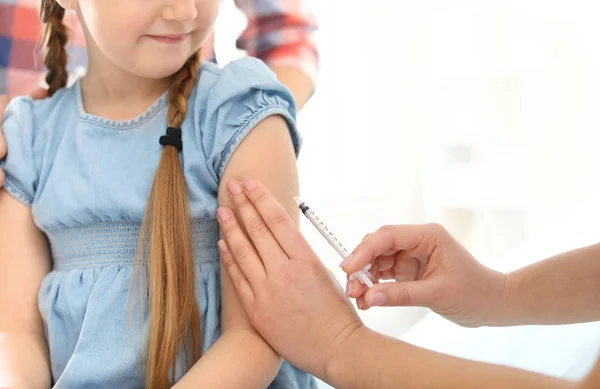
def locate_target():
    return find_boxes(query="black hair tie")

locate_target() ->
[159,127,183,152]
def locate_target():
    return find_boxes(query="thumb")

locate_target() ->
[363,280,439,308]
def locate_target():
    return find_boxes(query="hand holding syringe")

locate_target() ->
[294,196,374,288]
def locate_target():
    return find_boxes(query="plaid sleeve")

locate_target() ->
[233,0,319,83]
[0,0,87,96]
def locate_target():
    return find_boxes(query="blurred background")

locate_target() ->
[215,0,600,387]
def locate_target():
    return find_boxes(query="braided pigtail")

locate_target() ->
[137,51,202,389]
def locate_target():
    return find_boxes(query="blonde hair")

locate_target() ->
[40,1,202,388]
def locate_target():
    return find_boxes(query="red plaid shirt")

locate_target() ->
[0,0,319,95]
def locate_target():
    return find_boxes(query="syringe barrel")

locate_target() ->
[303,208,350,259]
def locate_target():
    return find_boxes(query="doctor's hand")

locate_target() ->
[344,224,507,328]
[217,180,364,379]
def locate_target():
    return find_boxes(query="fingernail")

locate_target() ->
[227,180,243,195]
[217,240,229,253]
[242,179,257,191]
[217,207,230,222]
[368,293,386,307]
[346,281,353,297]
[340,255,353,268]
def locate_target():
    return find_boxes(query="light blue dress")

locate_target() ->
[0,57,315,389]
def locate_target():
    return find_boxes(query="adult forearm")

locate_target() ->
[493,243,600,326]
[173,329,281,389]
[0,331,51,389]
[324,327,574,389]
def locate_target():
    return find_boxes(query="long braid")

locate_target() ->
[168,52,201,127]
[40,0,68,96]
[137,50,202,389]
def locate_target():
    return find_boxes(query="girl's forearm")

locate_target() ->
[174,329,281,389]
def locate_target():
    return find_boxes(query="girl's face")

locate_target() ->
[66,0,219,79]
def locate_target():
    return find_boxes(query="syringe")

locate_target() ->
[294,196,374,288]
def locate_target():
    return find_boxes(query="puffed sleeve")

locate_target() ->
[199,57,301,183]
[0,97,38,206]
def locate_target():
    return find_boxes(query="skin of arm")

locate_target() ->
[579,358,600,389]
[324,325,578,389]
[0,190,52,389]
[492,243,600,326]
[173,115,299,388]
[270,65,314,111]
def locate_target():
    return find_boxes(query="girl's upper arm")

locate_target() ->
[0,189,51,335]
[217,114,299,331]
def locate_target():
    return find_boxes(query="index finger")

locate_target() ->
[241,180,315,260]
[217,206,267,287]
[342,225,428,273]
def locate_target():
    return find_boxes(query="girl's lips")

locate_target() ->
[146,34,189,44]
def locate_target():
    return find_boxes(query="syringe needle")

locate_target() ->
[294,196,373,289]
[286,186,297,198]
[293,196,302,206]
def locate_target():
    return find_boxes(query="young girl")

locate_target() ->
[0,0,314,388]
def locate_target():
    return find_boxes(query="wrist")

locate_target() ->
[459,266,511,328]
[323,324,375,388]
[482,269,519,326]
